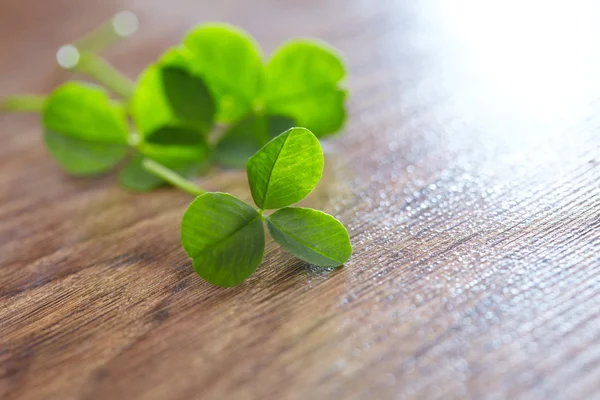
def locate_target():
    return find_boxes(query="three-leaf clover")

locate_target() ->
[181,127,352,287]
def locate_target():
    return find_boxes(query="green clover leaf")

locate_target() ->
[130,65,215,137]
[44,129,128,176]
[42,82,129,175]
[137,126,210,168]
[182,23,263,122]
[181,192,265,287]
[264,40,347,137]
[246,127,324,210]
[43,82,129,144]
[266,207,352,267]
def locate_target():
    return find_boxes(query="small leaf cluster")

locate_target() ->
[181,128,352,287]
[41,23,347,188]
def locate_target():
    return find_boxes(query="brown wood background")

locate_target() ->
[1,0,600,399]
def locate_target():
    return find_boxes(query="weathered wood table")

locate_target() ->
[1,0,599,399]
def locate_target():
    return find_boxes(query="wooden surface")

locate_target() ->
[1,1,600,399]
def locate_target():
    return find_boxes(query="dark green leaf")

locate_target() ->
[44,129,127,176]
[130,65,215,137]
[182,23,263,122]
[181,193,265,287]
[43,82,129,144]
[215,114,295,168]
[161,67,215,132]
[247,127,323,209]
[138,126,210,168]
[264,40,346,137]
[266,207,352,267]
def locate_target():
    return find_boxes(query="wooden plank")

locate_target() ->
[1,0,599,399]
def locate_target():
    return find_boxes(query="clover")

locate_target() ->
[180,127,352,287]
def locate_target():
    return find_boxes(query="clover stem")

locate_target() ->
[142,158,206,196]
[73,11,139,54]
[74,52,135,99]
[1,95,46,112]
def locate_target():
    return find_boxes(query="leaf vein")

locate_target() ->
[191,214,260,257]
[262,132,291,207]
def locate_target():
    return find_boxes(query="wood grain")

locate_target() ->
[1,0,600,399]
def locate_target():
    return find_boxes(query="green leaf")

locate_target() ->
[119,153,210,192]
[215,114,295,168]
[43,82,129,144]
[182,23,263,122]
[130,65,215,137]
[44,130,127,176]
[181,193,265,287]
[266,207,351,267]
[138,126,210,168]
[247,127,323,210]
[264,40,347,137]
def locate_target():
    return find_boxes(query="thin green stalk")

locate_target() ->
[1,95,47,112]
[142,158,206,197]
[73,11,138,53]
[75,52,135,99]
